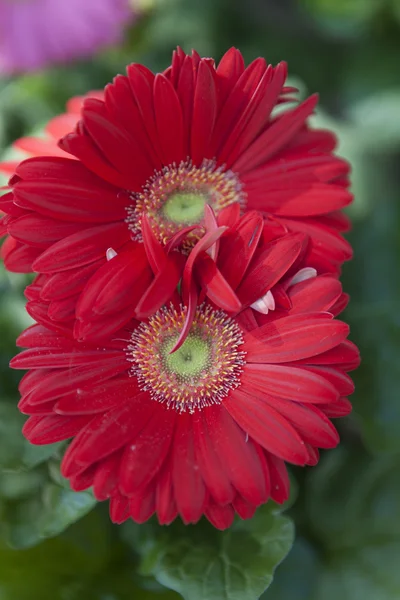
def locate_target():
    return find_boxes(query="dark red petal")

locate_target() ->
[109,492,130,524]
[16,358,128,405]
[93,451,122,500]
[196,255,242,313]
[13,157,125,222]
[234,95,318,173]
[172,413,207,524]
[64,393,154,469]
[8,214,85,248]
[82,98,154,188]
[242,363,339,403]
[104,75,161,169]
[177,55,195,154]
[26,301,74,337]
[278,216,353,264]
[301,365,354,396]
[233,495,257,520]
[191,61,217,164]
[264,452,290,504]
[211,57,266,157]
[129,484,156,524]
[156,462,178,525]
[11,348,124,370]
[293,340,360,371]
[32,222,129,273]
[127,64,162,164]
[319,397,352,418]
[192,411,234,505]
[70,463,98,492]
[216,48,245,109]
[205,501,235,530]
[54,378,141,415]
[141,213,168,274]
[237,232,307,307]
[59,126,135,190]
[261,395,340,448]
[40,259,105,301]
[243,314,349,363]
[23,414,93,444]
[222,63,288,168]
[119,405,176,495]
[134,253,184,319]
[154,74,185,165]
[2,237,42,273]
[204,405,269,505]
[288,276,342,314]
[217,211,263,289]
[225,389,310,465]
[76,244,151,318]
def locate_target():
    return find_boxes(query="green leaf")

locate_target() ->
[0,510,111,600]
[313,544,400,600]
[341,154,400,454]
[2,483,97,549]
[0,401,61,472]
[0,403,26,470]
[124,503,294,600]
[306,449,400,599]
[261,538,319,599]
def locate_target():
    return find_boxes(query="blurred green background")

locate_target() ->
[1,0,400,598]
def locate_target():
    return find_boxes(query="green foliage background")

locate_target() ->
[1,0,400,598]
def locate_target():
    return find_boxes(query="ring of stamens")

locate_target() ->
[126,159,246,252]
[127,304,246,413]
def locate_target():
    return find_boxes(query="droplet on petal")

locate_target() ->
[106,247,118,261]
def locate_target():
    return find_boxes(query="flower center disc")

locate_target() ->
[128,305,246,413]
[162,191,207,225]
[163,334,210,378]
[126,160,246,251]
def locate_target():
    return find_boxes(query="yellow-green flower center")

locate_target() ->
[126,160,246,252]
[162,334,210,379]
[162,191,208,225]
[127,305,246,413]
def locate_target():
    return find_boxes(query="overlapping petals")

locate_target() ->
[1,48,352,336]
[1,48,359,530]
[11,273,359,529]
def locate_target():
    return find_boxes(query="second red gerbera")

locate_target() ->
[1,47,352,344]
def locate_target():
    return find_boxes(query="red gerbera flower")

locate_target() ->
[12,264,359,529]
[1,48,352,341]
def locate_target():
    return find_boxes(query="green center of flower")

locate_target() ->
[127,305,246,413]
[162,191,207,225]
[126,160,246,252]
[162,334,210,379]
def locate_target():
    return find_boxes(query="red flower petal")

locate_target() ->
[225,389,310,465]
[204,405,269,505]
[119,405,176,494]
[243,313,349,363]
[241,363,339,403]
[172,413,207,524]
[192,411,235,505]
[32,222,129,273]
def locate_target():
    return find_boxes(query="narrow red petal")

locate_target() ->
[225,390,310,465]
[172,413,207,524]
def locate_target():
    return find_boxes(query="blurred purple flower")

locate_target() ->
[0,0,135,75]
